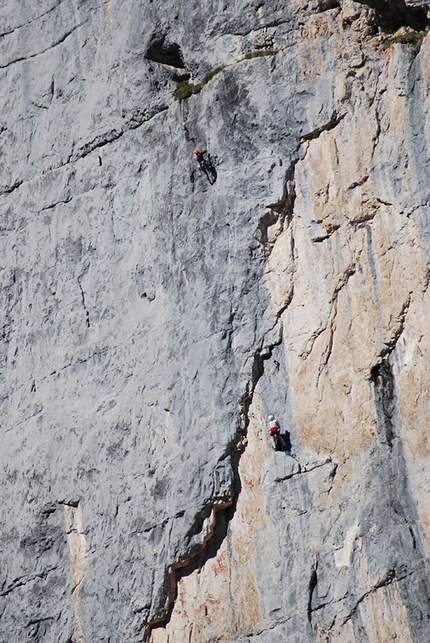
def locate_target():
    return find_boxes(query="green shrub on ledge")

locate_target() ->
[242,49,278,60]
[382,29,427,58]
[174,80,199,101]
[173,49,280,102]
[174,66,225,101]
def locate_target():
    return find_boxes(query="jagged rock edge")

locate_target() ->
[258,158,298,260]
[144,340,282,640]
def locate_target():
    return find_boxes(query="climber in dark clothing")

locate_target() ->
[194,149,206,167]
[194,149,216,185]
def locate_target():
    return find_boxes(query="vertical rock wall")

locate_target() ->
[1,1,430,642]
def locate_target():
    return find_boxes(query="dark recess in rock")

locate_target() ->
[371,358,396,447]
[317,0,341,12]
[145,36,185,69]
[356,0,429,31]
[257,209,279,247]
[307,563,318,622]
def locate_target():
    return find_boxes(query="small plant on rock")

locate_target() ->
[174,80,197,101]
[382,28,428,58]
[174,66,225,101]
[201,66,225,84]
[242,49,278,60]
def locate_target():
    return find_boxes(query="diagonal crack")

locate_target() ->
[0,22,88,70]
[1,567,58,597]
[341,568,415,626]
[0,106,168,198]
[302,263,356,367]
[301,111,346,142]
[0,0,69,38]
[258,159,298,259]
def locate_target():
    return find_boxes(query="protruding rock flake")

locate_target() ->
[1,2,430,642]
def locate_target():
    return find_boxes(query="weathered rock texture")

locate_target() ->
[1,1,430,642]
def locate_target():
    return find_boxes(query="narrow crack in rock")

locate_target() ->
[301,111,347,142]
[0,21,88,70]
[0,106,169,198]
[0,0,69,38]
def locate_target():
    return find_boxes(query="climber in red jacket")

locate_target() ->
[268,414,294,454]
[268,414,281,449]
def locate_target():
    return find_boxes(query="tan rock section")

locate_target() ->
[150,392,274,643]
[64,503,88,643]
[264,38,428,457]
[394,288,430,557]
[322,581,415,643]
[267,30,430,642]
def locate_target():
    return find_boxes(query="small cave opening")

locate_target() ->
[317,0,341,12]
[145,36,185,69]
[356,0,430,32]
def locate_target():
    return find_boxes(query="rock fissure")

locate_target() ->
[371,358,396,446]
[40,197,73,212]
[44,347,110,379]
[301,111,347,142]
[405,202,430,217]
[69,106,169,162]
[0,107,168,198]
[0,0,69,38]
[77,275,91,329]
[259,159,298,258]
[312,223,341,242]
[1,567,58,597]
[381,295,411,358]
[228,19,294,38]
[331,264,357,304]
[341,568,415,626]
[274,457,335,482]
[25,616,54,628]
[348,175,369,190]
[0,21,88,71]
[0,178,24,198]
[307,562,318,622]
[317,304,337,381]
[313,265,356,377]
[9,406,44,431]
[130,518,170,537]
[37,329,151,384]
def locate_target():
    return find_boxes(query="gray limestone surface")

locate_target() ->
[1,1,430,642]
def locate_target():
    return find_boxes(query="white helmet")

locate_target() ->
[268,414,274,421]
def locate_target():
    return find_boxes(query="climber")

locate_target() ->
[268,414,293,454]
[194,149,206,168]
[194,149,216,185]
[268,414,281,450]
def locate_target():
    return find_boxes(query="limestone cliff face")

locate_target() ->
[1,1,430,642]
